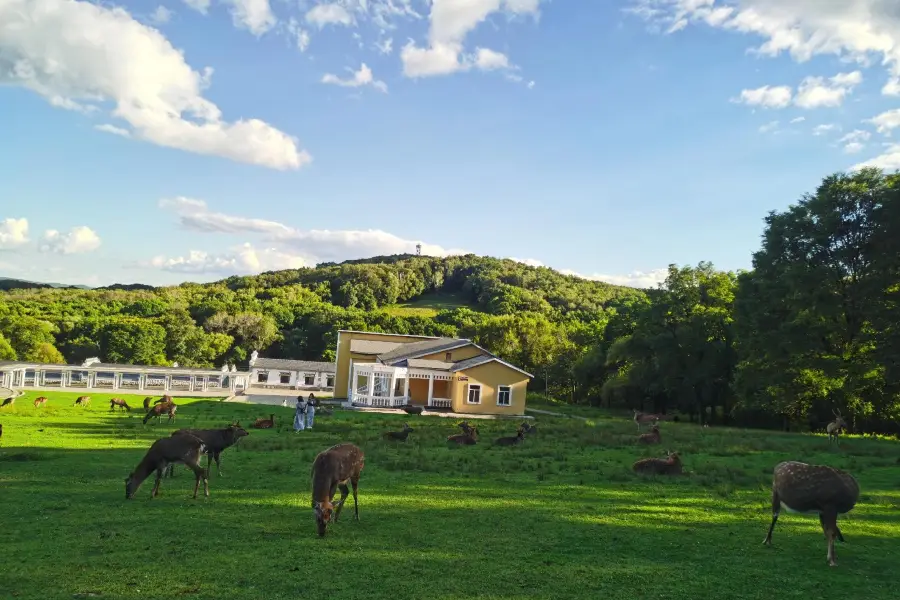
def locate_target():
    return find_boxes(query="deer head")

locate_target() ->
[403,423,412,431]
[124,473,138,499]
[832,409,847,430]
[314,500,335,536]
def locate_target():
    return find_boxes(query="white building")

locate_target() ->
[248,351,335,391]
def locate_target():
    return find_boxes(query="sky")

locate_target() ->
[2,0,900,289]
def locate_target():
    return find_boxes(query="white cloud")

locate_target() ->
[151,6,173,24]
[732,85,792,108]
[839,129,871,154]
[95,123,131,137]
[39,226,102,254]
[182,0,210,13]
[850,144,900,171]
[321,63,388,92]
[375,37,394,55]
[225,0,276,35]
[794,71,862,109]
[884,78,900,97]
[148,243,308,275]
[561,268,668,289]
[758,120,779,133]
[306,3,354,28]
[400,0,542,78]
[0,0,308,170]
[474,48,510,70]
[790,116,806,124]
[509,257,543,267]
[286,18,311,51]
[812,123,837,136]
[0,218,30,250]
[868,108,900,135]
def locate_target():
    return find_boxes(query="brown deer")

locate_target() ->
[109,398,131,412]
[633,409,659,430]
[763,461,860,567]
[153,395,173,405]
[637,424,661,445]
[165,423,249,477]
[33,396,48,408]
[125,434,209,499]
[1,397,13,407]
[252,414,275,429]
[447,425,478,445]
[142,400,176,424]
[383,423,413,441]
[402,404,423,415]
[311,443,365,537]
[457,420,474,435]
[826,409,847,444]
[74,396,91,407]
[143,396,153,410]
[495,427,526,446]
[632,450,683,475]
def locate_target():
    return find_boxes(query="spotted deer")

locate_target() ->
[826,409,848,444]
[494,427,526,446]
[125,434,209,499]
[311,443,365,537]
[142,400,177,424]
[74,396,91,407]
[143,396,153,410]
[109,398,131,412]
[633,409,659,430]
[637,424,661,445]
[447,425,478,445]
[165,423,249,477]
[33,396,48,408]
[632,450,683,475]
[763,461,859,567]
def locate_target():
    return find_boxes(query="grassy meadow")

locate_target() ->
[382,292,473,318]
[1,391,899,600]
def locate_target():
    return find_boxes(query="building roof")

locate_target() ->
[403,358,454,370]
[450,355,534,378]
[378,337,474,364]
[0,360,241,376]
[251,358,336,373]
[339,330,440,340]
[349,339,403,355]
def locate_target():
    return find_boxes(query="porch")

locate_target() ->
[349,363,453,409]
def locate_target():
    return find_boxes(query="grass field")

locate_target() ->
[382,292,473,317]
[1,391,899,600]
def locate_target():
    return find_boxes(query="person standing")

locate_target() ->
[293,395,307,432]
[305,393,316,430]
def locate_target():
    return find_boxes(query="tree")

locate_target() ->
[26,342,66,364]
[0,332,16,360]
[100,320,168,365]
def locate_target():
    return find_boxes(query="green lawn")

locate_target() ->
[1,391,899,600]
[382,292,473,317]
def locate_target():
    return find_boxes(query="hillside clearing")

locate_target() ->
[1,392,899,600]
[382,292,474,317]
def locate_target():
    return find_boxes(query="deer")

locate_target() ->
[109,398,131,412]
[142,400,176,425]
[637,424,661,445]
[383,423,414,441]
[632,450,683,475]
[125,433,210,500]
[495,426,526,446]
[143,396,153,410]
[402,405,423,415]
[33,396,48,408]
[448,425,478,445]
[74,396,91,407]
[252,414,275,429]
[826,409,848,444]
[164,422,249,478]
[457,420,474,435]
[763,461,860,567]
[153,395,173,405]
[1,397,13,407]
[311,443,365,537]
[633,409,659,430]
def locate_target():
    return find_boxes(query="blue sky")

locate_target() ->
[2,0,900,288]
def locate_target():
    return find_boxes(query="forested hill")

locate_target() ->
[2,169,899,435]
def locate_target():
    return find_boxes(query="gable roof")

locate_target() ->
[377,337,474,364]
[339,330,439,340]
[349,339,403,355]
[402,358,454,370]
[450,355,534,378]
[251,358,336,373]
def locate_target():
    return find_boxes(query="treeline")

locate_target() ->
[0,169,898,434]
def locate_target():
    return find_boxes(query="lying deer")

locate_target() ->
[125,433,209,499]
[448,425,478,445]
[632,450,683,475]
[142,401,176,425]
[33,396,48,408]
[109,398,131,412]
[383,423,413,441]
[311,442,365,537]
[74,396,91,407]
[252,414,275,429]
[495,427,526,446]
[1,397,13,407]
[763,461,859,567]
[402,405,423,415]
[637,425,661,445]
[826,409,847,444]
[633,409,659,430]
[165,422,249,477]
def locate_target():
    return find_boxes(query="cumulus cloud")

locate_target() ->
[839,130,871,154]
[0,0,308,170]
[0,218,30,250]
[732,85,792,109]
[850,144,900,171]
[39,226,102,254]
[148,243,307,275]
[306,3,354,28]
[884,78,900,97]
[508,257,544,267]
[790,116,806,124]
[794,71,863,109]
[182,0,210,13]
[95,124,131,138]
[321,63,388,92]
[812,123,837,136]
[225,0,276,35]
[151,6,173,24]
[868,108,900,135]
[561,268,668,290]
[375,37,394,55]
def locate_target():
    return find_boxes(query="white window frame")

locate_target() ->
[467,384,482,405]
[256,370,268,383]
[496,385,512,406]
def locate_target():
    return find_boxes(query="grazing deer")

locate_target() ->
[637,424,661,445]
[125,433,209,499]
[383,423,413,441]
[109,398,131,412]
[74,396,91,407]
[142,401,176,424]
[153,395,173,405]
[632,450,683,475]
[252,414,275,429]
[495,427,526,446]
[33,396,48,408]
[311,443,365,537]
[763,461,860,567]
[402,405,423,415]
[447,425,478,445]
[826,409,848,444]
[165,423,249,477]
[633,409,659,430]
[143,396,153,410]
[1,397,13,407]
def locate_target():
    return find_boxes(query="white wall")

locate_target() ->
[250,368,334,388]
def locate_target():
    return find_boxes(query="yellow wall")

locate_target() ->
[334,331,435,399]
[449,361,530,416]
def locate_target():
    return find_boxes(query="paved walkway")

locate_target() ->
[1,387,16,399]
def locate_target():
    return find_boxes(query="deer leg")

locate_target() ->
[763,489,780,545]
[213,452,222,476]
[333,484,349,522]
[151,468,164,498]
[351,476,360,521]
[188,462,208,498]
[821,509,839,566]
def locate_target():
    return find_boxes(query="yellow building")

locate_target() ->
[334,330,533,416]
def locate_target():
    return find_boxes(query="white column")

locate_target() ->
[427,374,434,407]
[403,377,410,403]
[366,372,374,404]
[138,374,144,390]
[164,375,171,391]
[113,373,120,389]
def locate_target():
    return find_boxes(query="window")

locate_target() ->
[326,375,335,388]
[445,352,452,361]
[256,371,268,383]
[497,385,512,406]
[279,372,291,384]
[467,384,481,404]
[304,374,316,386]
